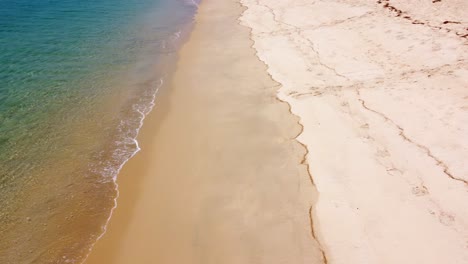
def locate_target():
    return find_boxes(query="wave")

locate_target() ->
[184,0,200,7]
[79,26,189,264]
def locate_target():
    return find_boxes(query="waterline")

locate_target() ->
[0,0,198,262]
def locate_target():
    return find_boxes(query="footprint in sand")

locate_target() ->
[438,212,455,226]
[411,185,429,196]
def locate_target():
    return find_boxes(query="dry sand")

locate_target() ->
[240,0,468,263]
[85,0,325,263]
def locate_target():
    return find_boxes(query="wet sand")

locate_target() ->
[85,0,324,263]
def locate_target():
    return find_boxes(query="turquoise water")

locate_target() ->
[0,0,198,262]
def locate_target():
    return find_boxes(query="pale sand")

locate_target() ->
[85,0,325,263]
[240,0,468,263]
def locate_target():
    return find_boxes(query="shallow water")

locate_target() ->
[0,0,198,262]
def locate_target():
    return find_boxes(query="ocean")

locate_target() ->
[0,0,198,262]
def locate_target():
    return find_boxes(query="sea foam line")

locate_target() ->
[79,78,164,264]
[185,0,199,7]
[78,9,198,263]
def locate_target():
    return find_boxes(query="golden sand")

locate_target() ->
[85,0,324,263]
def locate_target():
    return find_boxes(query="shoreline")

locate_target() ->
[0,1,200,262]
[84,0,468,263]
[81,15,197,262]
[80,77,165,264]
[85,0,324,263]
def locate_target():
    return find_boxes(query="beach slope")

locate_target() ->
[85,0,325,263]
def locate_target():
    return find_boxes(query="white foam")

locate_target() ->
[185,0,199,7]
[79,78,163,264]
[78,1,200,260]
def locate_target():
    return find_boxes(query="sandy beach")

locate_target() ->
[240,0,468,263]
[85,0,324,263]
[85,0,468,263]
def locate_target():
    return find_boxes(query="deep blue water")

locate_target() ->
[0,0,198,262]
